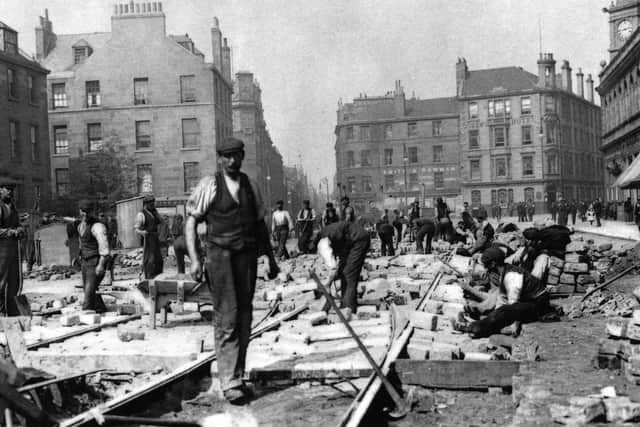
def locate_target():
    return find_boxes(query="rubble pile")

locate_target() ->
[26,264,77,281]
[118,248,143,267]
[29,295,78,313]
[596,302,640,384]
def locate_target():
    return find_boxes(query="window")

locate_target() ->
[469,102,478,119]
[182,118,200,148]
[408,122,418,137]
[360,150,371,166]
[7,69,17,98]
[408,146,418,163]
[384,174,394,190]
[471,190,481,206]
[494,157,509,178]
[384,124,392,139]
[30,125,38,162]
[346,126,354,140]
[85,80,100,107]
[2,29,17,54]
[73,46,92,64]
[384,149,393,165]
[52,83,67,108]
[434,171,444,189]
[53,126,69,155]
[87,123,102,152]
[544,95,554,113]
[469,129,479,149]
[433,145,443,163]
[137,164,153,194]
[522,155,534,176]
[28,75,36,104]
[521,97,531,115]
[55,169,69,196]
[9,121,18,159]
[470,159,481,180]
[183,162,200,192]
[134,78,149,105]
[522,126,532,145]
[362,176,372,193]
[409,173,418,187]
[346,177,356,193]
[546,153,558,174]
[346,151,355,167]
[135,120,151,149]
[359,126,370,140]
[432,120,442,136]
[488,99,511,117]
[524,187,535,202]
[180,75,196,102]
[491,126,508,147]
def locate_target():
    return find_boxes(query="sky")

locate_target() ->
[1,0,611,188]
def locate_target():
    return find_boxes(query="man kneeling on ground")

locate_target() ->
[452,246,550,338]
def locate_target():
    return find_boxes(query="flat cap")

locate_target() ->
[481,246,505,266]
[78,199,92,211]
[143,194,155,203]
[216,137,244,154]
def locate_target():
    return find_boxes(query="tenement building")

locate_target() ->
[37,3,233,203]
[335,81,459,215]
[457,55,603,211]
[598,0,640,200]
[0,19,50,210]
[233,71,285,208]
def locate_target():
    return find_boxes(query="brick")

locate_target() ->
[299,311,328,326]
[547,274,560,285]
[603,396,640,423]
[576,274,595,285]
[564,262,589,273]
[549,256,565,269]
[548,266,562,277]
[550,284,575,294]
[565,241,587,253]
[78,313,101,325]
[428,342,461,360]
[59,314,79,327]
[409,311,439,331]
[559,273,576,285]
[607,320,628,338]
[423,300,443,315]
[407,343,430,360]
[441,302,464,319]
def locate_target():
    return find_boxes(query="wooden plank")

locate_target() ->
[249,366,372,381]
[1,318,29,367]
[393,360,521,389]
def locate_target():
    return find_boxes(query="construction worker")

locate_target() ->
[77,200,109,312]
[0,185,23,316]
[272,200,294,259]
[134,194,164,279]
[185,137,278,404]
[296,200,316,254]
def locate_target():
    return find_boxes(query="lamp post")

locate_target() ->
[403,143,408,215]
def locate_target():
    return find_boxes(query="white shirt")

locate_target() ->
[78,221,110,256]
[272,210,294,231]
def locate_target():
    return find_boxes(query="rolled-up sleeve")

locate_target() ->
[91,223,110,256]
[186,176,217,220]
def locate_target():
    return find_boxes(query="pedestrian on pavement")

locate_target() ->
[184,136,279,404]
[625,197,633,223]
[526,199,535,222]
[580,201,588,222]
[134,194,164,279]
[296,200,316,254]
[0,185,24,316]
[317,206,371,313]
[413,217,436,254]
[272,200,293,259]
[77,200,109,312]
[557,196,569,227]
[593,197,603,227]
[392,209,404,248]
[569,200,578,226]
[550,200,558,223]
[635,198,640,231]
[65,218,81,268]
[586,203,595,225]
[171,214,184,241]
[158,214,171,259]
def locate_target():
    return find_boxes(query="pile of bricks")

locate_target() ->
[118,248,143,267]
[597,304,640,385]
[26,264,77,281]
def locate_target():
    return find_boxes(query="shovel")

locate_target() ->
[309,270,410,419]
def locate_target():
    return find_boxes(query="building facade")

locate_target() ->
[38,3,233,204]
[232,71,285,208]
[457,55,604,211]
[335,81,460,215]
[0,20,50,210]
[598,0,640,200]
[284,165,310,214]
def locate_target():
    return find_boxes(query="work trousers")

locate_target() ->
[571,212,577,225]
[81,256,106,312]
[416,224,435,254]
[468,294,549,338]
[298,226,313,254]
[378,231,395,256]
[205,243,258,391]
[173,235,188,274]
[275,225,290,259]
[557,212,568,226]
[393,224,403,247]
[338,238,370,313]
[0,241,20,316]
[143,232,163,279]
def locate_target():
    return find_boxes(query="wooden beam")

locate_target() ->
[0,318,29,367]
[393,360,521,389]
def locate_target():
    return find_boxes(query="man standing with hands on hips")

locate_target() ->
[185,137,279,404]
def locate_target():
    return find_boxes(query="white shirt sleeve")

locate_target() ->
[91,222,110,256]
[503,271,524,305]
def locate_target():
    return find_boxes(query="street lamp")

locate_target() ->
[403,143,408,215]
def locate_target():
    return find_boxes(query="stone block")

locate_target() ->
[59,314,79,327]
[548,266,563,277]
[117,326,145,342]
[428,342,461,360]
[407,343,429,360]
[598,243,613,252]
[565,253,588,263]
[441,302,465,319]
[78,313,101,325]
[409,311,438,331]
[423,300,443,315]
[547,274,560,285]
[463,352,493,361]
[559,273,576,285]
[565,241,587,253]
[603,396,640,423]
[411,328,437,342]
[607,320,628,338]
[30,302,42,312]
[551,283,575,294]
[628,323,640,342]
[299,311,328,326]
[549,256,565,269]
[577,274,595,285]
[564,262,589,273]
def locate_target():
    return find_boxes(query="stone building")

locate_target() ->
[37,3,233,205]
[0,19,50,210]
[335,81,460,215]
[284,165,310,214]
[598,0,640,200]
[457,55,604,211]
[232,71,285,209]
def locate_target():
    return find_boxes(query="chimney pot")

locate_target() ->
[158,2,162,11]
[576,68,585,98]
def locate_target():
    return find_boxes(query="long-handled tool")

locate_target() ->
[309,270,410,419]
[581,262,640,302]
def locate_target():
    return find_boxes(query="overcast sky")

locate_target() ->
[2,0,610,188]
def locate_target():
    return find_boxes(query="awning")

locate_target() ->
[613,155,640,189]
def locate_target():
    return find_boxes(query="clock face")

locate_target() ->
[618,20,634,41]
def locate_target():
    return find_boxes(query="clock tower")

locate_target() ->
[605,0,640,58]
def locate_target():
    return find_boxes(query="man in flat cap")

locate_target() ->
[0,185,24,315]
[296,199,316,254]
[134,194,164,279]
[185,136,279,404]
[271,200,293,259]
[77,199,110,312]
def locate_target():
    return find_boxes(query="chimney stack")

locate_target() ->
[35,8,56,60]
[456,57,468,96]
[576,68,584,98]
[393,80,405,117]
[586,74,594,103]
[537,53,556,88]
[221,37,231,81]
[211,17,223,71]
[560,60,572,93]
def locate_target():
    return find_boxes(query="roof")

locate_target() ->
[41,32,111,72]
[405,96,458,116]
[168,34,205,58]
[0,21,17,32]
[342,95,458,122]
[461,66,539,97]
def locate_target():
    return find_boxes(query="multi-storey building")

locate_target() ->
[598,0,640,200]
[457,55,604,211]
[0,19,50,210]
[232,71,285,208]
[37,3,233,204]
[335,81,460,215]
[285,165,310,214]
